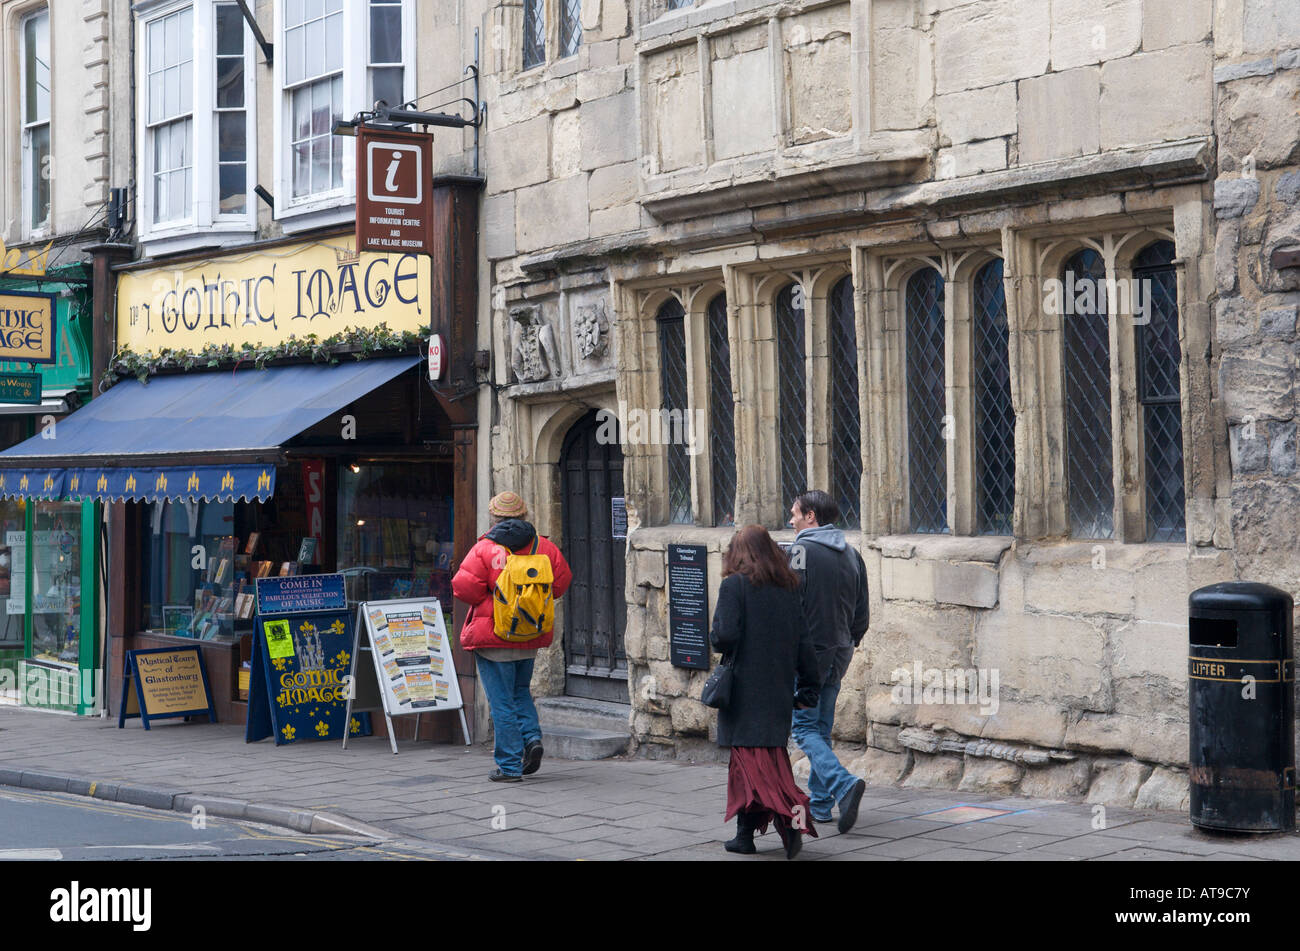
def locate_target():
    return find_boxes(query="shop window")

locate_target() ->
[828,275,861,528]
[29,502,83,667]
[1062,248,1114,540]
[707,293,735,527]
[657,299,692,524]
[522,0,545,70]
[0,500,26,651]
[1133,240,1185,543]
[776,282,807,510]
[20,7,51,237]
[905,267,947,534]
[336,463,454,614]
[973,258,1015,535]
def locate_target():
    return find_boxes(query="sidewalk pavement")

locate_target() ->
[2,705,1298,861]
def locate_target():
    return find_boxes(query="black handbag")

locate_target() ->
[700,654,734,709]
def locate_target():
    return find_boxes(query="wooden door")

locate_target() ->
[560,410,627,701]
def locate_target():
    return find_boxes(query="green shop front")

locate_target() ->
[0,263,101,715]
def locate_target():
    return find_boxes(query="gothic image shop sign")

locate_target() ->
[668,544,709,670]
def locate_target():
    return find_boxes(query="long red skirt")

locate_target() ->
[724,746,818,838]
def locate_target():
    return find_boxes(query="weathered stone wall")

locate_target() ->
[473,0,1298,806]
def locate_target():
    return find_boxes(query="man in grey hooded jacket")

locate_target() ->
[788,490,870,832]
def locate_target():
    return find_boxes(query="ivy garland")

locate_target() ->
[100,323,430,389]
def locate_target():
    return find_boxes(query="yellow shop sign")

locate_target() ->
[0,290,57,363]
[115,237,431,354]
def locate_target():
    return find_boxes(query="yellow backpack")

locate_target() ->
[492,537,555,642]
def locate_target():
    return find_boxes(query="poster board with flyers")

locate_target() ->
[343,597,470,753]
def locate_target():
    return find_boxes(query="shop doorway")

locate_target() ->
[560,410,627,702]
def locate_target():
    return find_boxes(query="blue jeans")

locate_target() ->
[792,675,859,820]
[476,656,542,776]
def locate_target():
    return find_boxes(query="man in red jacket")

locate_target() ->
[453,491,573,781]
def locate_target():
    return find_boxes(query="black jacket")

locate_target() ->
[709,573,820,748]
[789,526,869,686]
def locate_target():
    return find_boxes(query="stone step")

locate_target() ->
[539,724,630,761]
[536,697,631,761]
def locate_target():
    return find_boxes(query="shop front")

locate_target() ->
[0,262,101,715]
[0,227,480,735]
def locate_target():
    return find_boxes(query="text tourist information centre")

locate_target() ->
[0,212,482,734]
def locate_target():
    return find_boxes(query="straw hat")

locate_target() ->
[489,491,528,519]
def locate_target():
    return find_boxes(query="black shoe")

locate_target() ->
[774,816,802,860]
[522,740,544,776]
[723,813,757,854]
[837,778,866,834]
[489,769,522,783]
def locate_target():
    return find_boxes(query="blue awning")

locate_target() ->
[0,355,421,501]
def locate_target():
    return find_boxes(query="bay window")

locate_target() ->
[137,0,256,246]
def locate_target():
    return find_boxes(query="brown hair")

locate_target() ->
[722,524,800,590]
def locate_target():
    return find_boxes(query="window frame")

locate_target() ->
[272,0,415,229]
[19,6,52,239]
[136,0,258,249]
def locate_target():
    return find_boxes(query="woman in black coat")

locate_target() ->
[710,524,821,858]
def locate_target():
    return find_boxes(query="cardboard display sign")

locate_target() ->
[344,598,471,753]
[118,647,216,730]
[245,572,370,745]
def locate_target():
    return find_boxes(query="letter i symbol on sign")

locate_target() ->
[385,152,402,192]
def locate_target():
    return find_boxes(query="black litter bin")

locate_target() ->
[1188,582,1294,832]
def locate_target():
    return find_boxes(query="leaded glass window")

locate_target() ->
[1062,249,1114,539]
[776,283,807,510]
[559,0,582,58]
[523,0,545,70]
[974,259,1014,535]
[658,299,692,524]
[707,294,736,527]
[905,268,948,534]
[1134,240,1185,542]
[829,276,862,528]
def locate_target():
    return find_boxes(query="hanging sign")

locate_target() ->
[0,289,56,364]
[343,598,470,753]
[668,544,710,670]
[245,572,370,745]
[356,126,435,255]
[0,371,41,404]
[118,646,216,730]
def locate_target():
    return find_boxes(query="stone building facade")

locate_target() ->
[471,0,1300,807]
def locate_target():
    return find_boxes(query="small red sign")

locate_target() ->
[356,126,434,255]
[428,334,445,381]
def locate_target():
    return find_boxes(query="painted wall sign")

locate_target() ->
[0,290,56,364]
[114,237,432,355]
[668,544,710,670]
[118,646,216,730]
[255,573,348,615]
[0,238,52,277]
[356,127,434,255]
